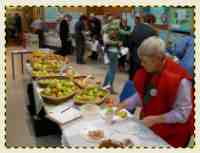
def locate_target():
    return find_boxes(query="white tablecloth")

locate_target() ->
[61,114,170,147]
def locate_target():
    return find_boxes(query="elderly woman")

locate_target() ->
[117,36,194,147]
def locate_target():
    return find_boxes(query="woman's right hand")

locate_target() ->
[115,101,129,112]
[104,96,129,111]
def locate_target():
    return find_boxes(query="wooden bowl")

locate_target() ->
[73,88,110,105]
[41,93,75,105]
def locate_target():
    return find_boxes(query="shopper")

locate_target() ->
[14,13,22,45]
[169,35,194,76]
[180,39,194,77]
[59,14,71,56]
[75,15,87,64]
[117,36,194,147]
[118,19,131,72]
[128,14,158,79]
[31,17,44,48]
[68,15,76,54]
[103,16,122,94]
[89,14,102,60]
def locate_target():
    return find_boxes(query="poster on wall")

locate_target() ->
[169,7,194,32]
[150,7,170,24]
[134,7,193,32]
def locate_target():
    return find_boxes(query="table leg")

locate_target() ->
[21,53,24,73]
[11,53,15,80]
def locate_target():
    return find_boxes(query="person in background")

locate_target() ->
[89,13,102,38]
[103,15,122,94]
[118,19,131,72]
[167,35,194,76]
[14,13,22,45]
[180,43,194,77]
[75,15,87,64]
[128,14,158,80]
[59,14,71,56]
[89,13,102,60]
[101,14,112,60]
[68,15,76,54]
[56,12,64,33]
[134,14,142,25]
[117,36,194,147]
[31,17,44,48]
[90,35,99,60]
[102,15,112,36]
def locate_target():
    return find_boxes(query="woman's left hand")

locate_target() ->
[141,116,158,127]
[141,115,165,127]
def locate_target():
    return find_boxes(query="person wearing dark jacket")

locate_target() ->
[59,14,71,56]
[14,13,22,45]
[90,14,102,38]
[75,15,87,64]
[89,14,102,60]
[118,20,131,72]
[128,14,158,79]
[31,18,44,48]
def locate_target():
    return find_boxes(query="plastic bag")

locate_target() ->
[104,53,110,64]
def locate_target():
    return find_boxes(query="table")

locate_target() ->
[11,48,53,80]
[11,49,32,79]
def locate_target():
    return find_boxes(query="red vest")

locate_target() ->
[133,57,194,147]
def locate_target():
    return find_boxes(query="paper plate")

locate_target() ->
[80,126,109,143]
[80,104,100,116]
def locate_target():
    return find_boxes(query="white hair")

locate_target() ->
[137,36,166,58]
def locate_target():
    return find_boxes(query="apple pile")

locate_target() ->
[40,79,79,98]
[32,70,59,78]
[74,86,109,103]
[32,60,63,72]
